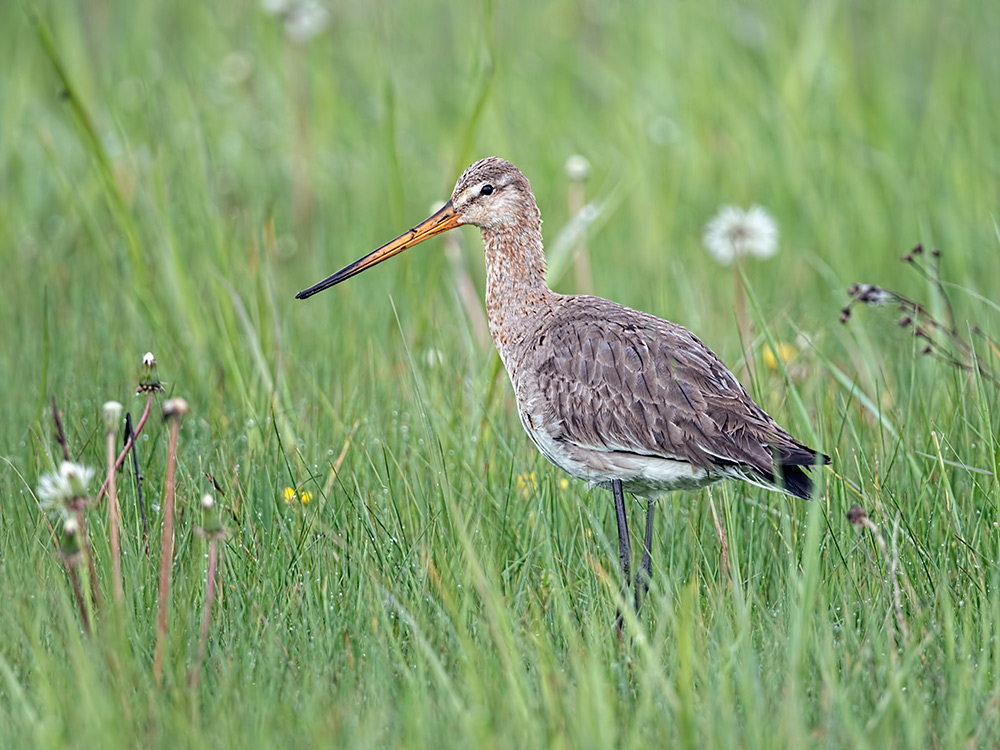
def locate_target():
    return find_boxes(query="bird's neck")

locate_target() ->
[480,213,553,352]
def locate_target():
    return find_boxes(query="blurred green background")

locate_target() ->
[2,0,999,747]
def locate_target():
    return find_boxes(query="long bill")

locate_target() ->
[295,201,463,299]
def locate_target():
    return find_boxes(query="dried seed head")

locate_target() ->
[931,248,941,258]
[898,315,912,327]
[138,352,165,394]
[922,345,933,355]
[839,307,851,323]
[163,397,190,420]
[850,284,892,306]
[102,401,123,434]
[901,253,913,263]
[564,154,590,182]
[847,505,868,527]
[911,243,923,255]
[198,492,225,536]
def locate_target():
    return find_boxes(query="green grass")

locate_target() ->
[2,0,1000,746]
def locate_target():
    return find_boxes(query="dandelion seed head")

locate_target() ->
[202,493,215,510]
[564,155,590,182]
[703,205,778,265]
[38,473,71,509]
[143,352,156,367]
[102,401,123,433]
[261,0,292,14]
[39,462,95,510]
[63,516,79,536]
[60,461,94,484]
[284,0,330,44]
[163,398,190,419]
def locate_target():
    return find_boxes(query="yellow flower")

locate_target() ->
[300,491,313,504]
[516,472,537,498]
[283,487,296,504]
[763,341,797,371]
[559,478,569,491]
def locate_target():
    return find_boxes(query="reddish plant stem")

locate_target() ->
[107,430,124,606]
[97,394,153,505]
[153,412,181,687]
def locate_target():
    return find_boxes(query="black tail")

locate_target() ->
[776,448,831,500]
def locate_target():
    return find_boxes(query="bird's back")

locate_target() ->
[500,294,827,499]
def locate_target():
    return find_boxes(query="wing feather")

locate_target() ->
[513,295,818,486]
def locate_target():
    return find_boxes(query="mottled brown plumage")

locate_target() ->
[297,156,829,624]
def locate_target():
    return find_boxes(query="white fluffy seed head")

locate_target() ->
[703,205,779,265]
[564,155,590,182]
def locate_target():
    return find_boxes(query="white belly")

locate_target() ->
[515,398,724,498]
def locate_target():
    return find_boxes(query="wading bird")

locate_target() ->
[297,157,829,627]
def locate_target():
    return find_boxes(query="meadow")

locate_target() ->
[2,0,999,747]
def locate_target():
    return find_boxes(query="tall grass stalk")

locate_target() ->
[153,397,188,686]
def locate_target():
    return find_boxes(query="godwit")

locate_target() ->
[297,157,829,623]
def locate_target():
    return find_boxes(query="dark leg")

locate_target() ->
[612,478,631,636]
[634,498,656,613]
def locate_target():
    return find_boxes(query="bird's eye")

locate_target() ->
[480,184,494,196]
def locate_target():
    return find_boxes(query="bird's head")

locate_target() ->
[295,157,536,299]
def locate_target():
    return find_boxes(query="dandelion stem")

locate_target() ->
[732,258,753,381]
[566,159,592,295]
[107,429,124,606]
[96,393,153,506]
[153,399,187,686]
